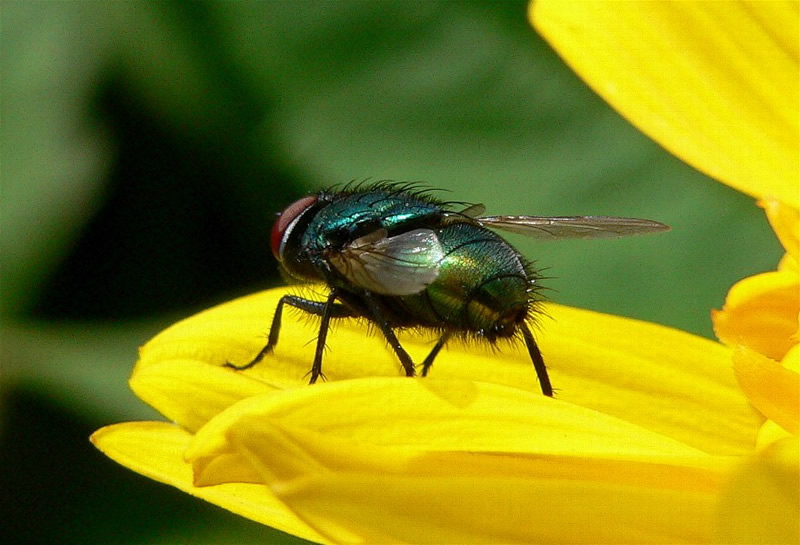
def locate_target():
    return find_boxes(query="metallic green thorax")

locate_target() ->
[301,189,442,252]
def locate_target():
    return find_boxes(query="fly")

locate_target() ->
[225,182,670,396]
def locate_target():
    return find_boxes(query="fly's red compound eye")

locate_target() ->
[271,195,318,261]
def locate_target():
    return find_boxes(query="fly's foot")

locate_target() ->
[223,360,253,371]
[223,347,272,371]
[306,369,327,384]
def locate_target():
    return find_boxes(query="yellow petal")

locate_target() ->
[135,289,315,387]
[531,1,800,207]
[733,346,800,435]
[129,288,314,431]
[131,288,761,454]
[543,305,759,454]
[755,420,793,452]
[238,420,728,544]
[274,472,721,544]
[89,422,326,543]
[130,360,274,433]
[713,270,800,361]
[181,381,733,544]
[760,198,800,260]
[184,378,712,488]
[784,343,800,373]
[716,437,800,545]
[778,252,798,274]
[135,288,423,386]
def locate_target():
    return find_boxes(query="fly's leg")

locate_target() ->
[421,332,451,377]
[224,293,353,376]
[362,292,416,377]
[520,324,553,397]
[307,289,344,384]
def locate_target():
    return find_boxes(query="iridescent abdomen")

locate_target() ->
[389,222,533,338]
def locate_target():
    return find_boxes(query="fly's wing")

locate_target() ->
[442,203,486,223]
[477,215,670,240]
[456,203,486,218]
[329,228,444,295]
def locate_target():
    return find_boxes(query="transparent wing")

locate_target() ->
[442,203,486,223]
[329,228,444,295]
[477,215,670,240]
[457,203,486,218]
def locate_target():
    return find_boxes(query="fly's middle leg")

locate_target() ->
[421,331,451,377]
[307,289,345,384]
[362,292,416,377]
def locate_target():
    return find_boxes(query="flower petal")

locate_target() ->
[273,472,721,545]
[713,270,800,361]
[135,289,316,387]
[130,288,326,431]
[230,418,727,544]
[130,360,274,433]
[89,422,325,543]
[182,380,733,544]
[531,1,800,207]
[184,378,711,488]
[716,437,800,545]
[760,198,800,260]
[755,420,794,452]
[734,346,800,435]
[131,288,761,454]
[543,305,760,454]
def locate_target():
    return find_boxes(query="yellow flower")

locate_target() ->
[531,0,798,209]
[92,2,798,543]
[712,198,799,544]
[94,288,759,543]
[532,0,799,543]
[714,199,799,364]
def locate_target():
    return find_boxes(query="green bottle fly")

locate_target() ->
[227,182,670,396]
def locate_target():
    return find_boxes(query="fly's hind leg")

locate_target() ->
[225,292,353,381]
[520,324,553,397]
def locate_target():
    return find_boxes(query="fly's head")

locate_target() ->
[270,195,324,282]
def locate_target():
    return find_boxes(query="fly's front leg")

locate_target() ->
[421,331,451,377]
[225,293,353,373]
[520,324,553,397]
[362,292,416,377]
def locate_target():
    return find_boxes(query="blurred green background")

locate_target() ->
[1,1,781,544]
